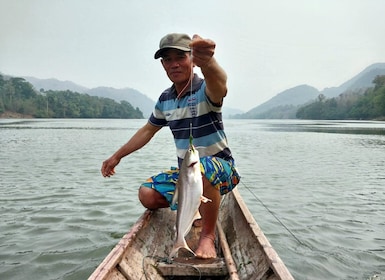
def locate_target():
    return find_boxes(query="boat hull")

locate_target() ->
[88,188,294,280]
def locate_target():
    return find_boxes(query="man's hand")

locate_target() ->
[190,34,216,68]
[101,156,120,177]
[190,34,227,103]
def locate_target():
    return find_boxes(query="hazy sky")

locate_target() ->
[1,0,385,111]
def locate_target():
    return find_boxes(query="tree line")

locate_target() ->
[296,75,385,120]
[0,74,144,118]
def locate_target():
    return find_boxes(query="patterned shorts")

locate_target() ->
[141,156,240,209]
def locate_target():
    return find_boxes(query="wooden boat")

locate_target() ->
[88,188,294,280]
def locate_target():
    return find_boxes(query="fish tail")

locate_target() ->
[168,239,195,260]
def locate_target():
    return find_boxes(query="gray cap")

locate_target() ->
[154,33,192,59]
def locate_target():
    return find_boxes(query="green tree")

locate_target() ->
[0,75,144,119]
[297,75,385,120]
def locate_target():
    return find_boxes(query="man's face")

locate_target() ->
[161,49,192,85]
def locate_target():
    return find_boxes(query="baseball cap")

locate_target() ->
[154,33,192,59]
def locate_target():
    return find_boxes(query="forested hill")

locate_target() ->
[0,74,144,119]
[234,62,385,119]
[23,76,155,117]
[296,75,385,120]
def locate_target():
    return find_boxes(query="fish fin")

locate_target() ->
[201,195,212,203]
[183,211,201,236]
[171,185,179,207]
[169,239,195,260]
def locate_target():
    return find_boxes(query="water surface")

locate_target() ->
[1,119,384,279]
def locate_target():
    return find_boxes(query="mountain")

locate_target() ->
[236,62,385,119]
[239,85,319,118]
[19,62,385,119]
[321,63,385,98]
[86,87,154,117]
[222,106,244,118]
[23,77,155,117]
[22,76,239,118]
[23,77,89,93]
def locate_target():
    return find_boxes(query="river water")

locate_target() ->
[1,119,384,280]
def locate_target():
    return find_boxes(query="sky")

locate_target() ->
[1,0,385,112]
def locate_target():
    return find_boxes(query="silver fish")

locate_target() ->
[169,144,211,260]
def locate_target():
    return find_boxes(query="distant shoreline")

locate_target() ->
[1,111,383,121]
[0,112,34,119]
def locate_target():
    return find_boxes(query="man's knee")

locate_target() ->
[138,186,169,210]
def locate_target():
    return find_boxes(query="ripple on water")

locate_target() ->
[2,119,385,279]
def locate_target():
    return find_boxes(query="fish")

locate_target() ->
[168,143,211,260]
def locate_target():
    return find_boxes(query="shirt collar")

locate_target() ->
[170,74,203,99]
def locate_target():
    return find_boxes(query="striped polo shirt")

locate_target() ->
[149,74,233,165]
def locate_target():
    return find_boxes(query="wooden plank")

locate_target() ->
[157,257,228,277]
[231,189,295,280]
[217,221,240,280]
[117,209,176,280]
[88,210,152,280]
[107,267,127,280]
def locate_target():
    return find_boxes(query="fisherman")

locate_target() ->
[101,33,240,259]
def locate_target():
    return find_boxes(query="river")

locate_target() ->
[1,119,384,280]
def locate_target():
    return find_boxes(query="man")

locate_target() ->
[101,33,240,259]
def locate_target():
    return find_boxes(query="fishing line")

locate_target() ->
[189,48,195,141]
[239,180,307,247]
[175,46,195,144]
[170,259,202,280]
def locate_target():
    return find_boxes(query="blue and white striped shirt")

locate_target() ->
[149,74,233,165]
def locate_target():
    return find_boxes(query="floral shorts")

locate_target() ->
[141,156,240,209]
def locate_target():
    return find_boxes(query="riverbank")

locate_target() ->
[0,111,34,119]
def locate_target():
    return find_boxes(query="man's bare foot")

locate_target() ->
[195,236,217,259]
